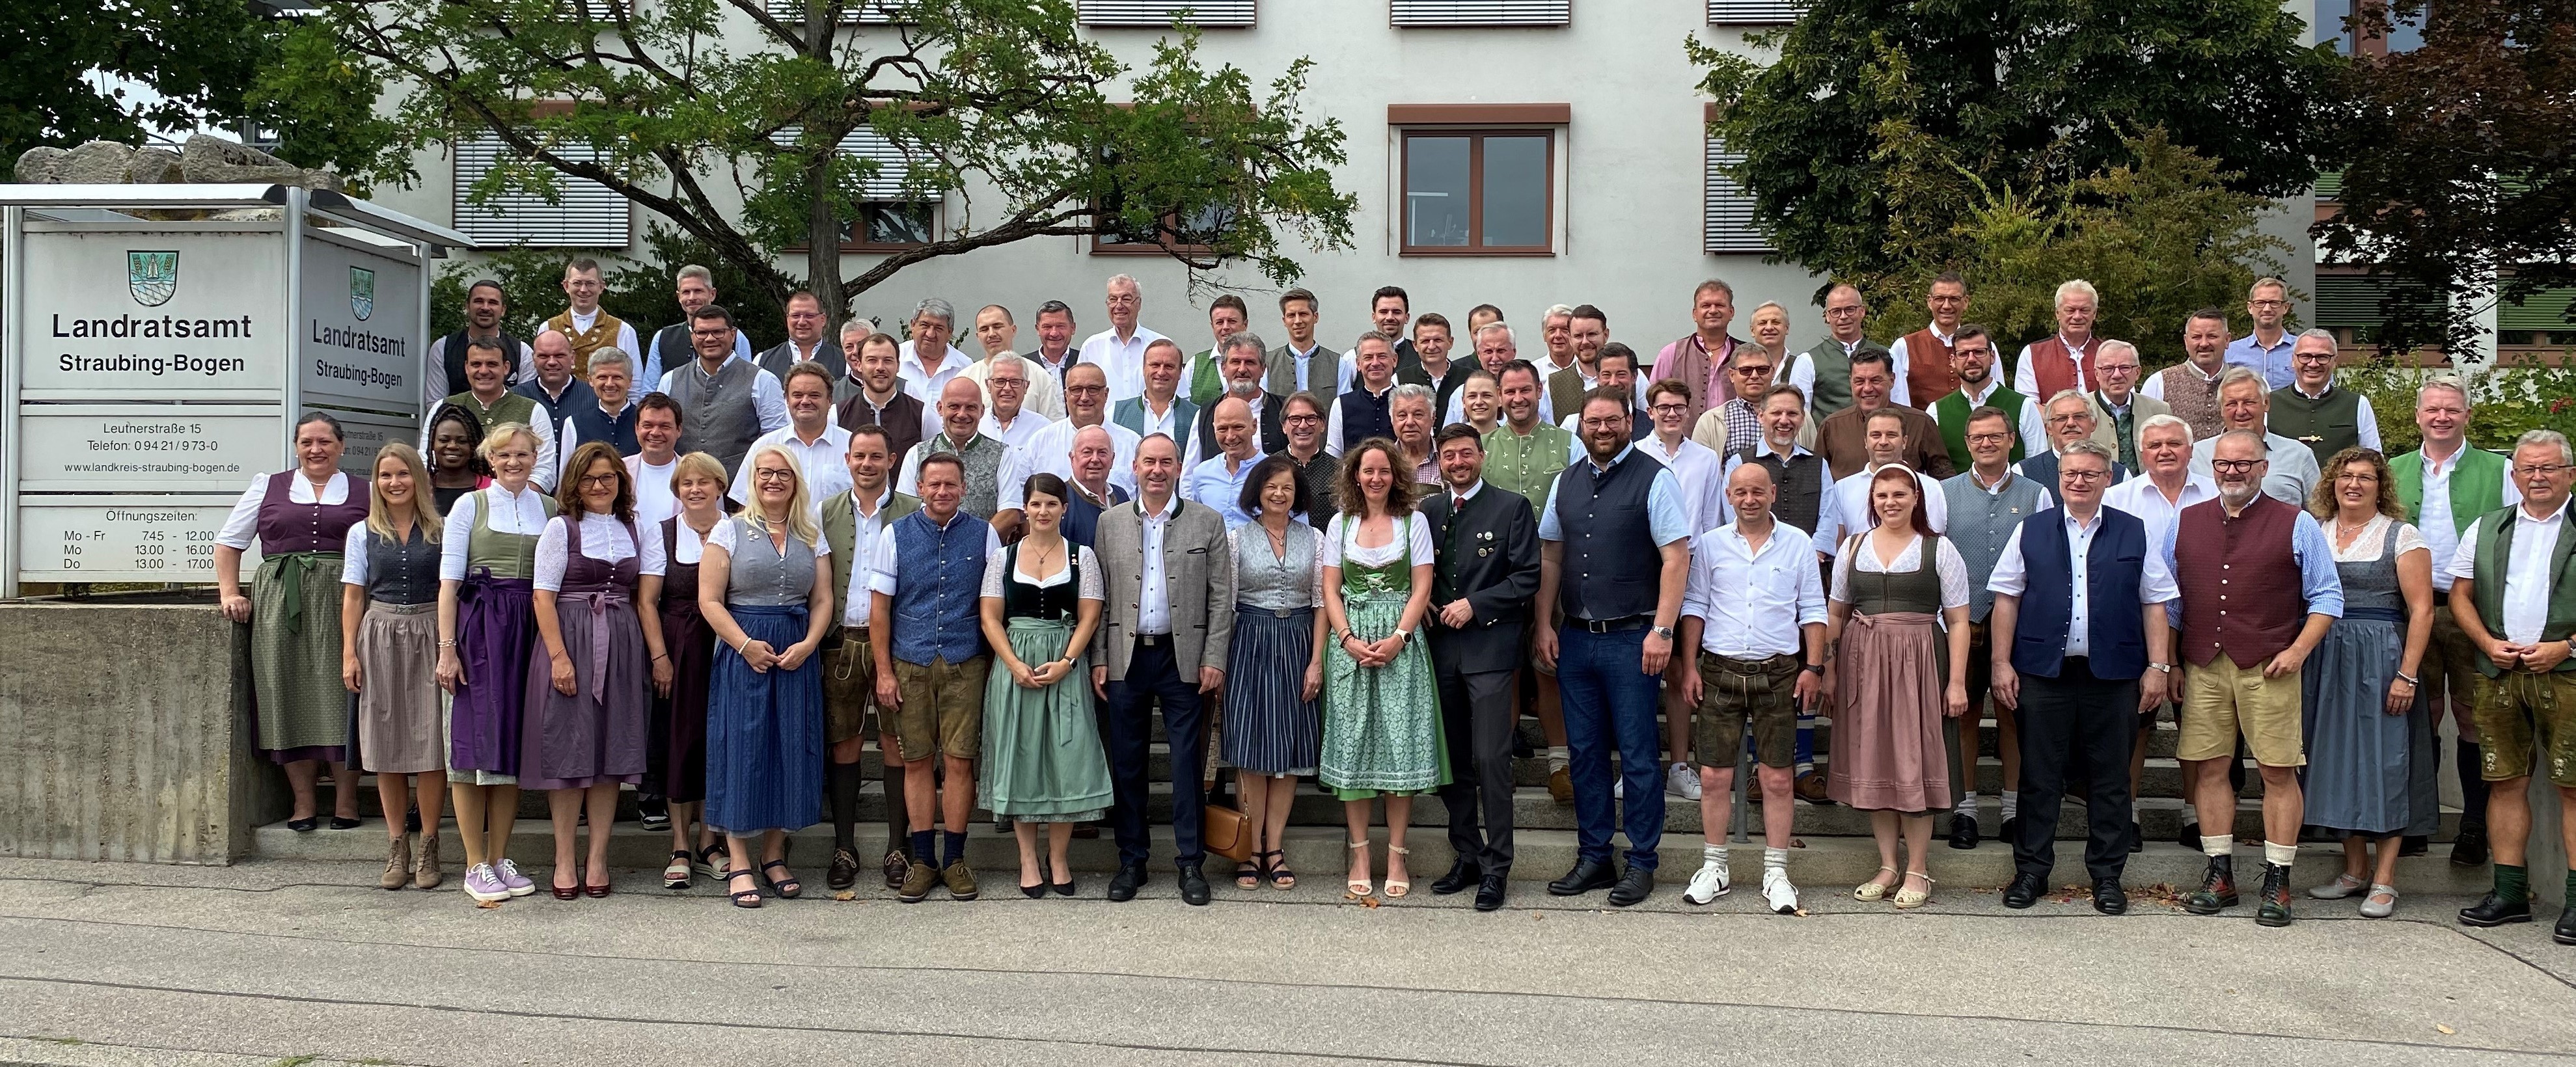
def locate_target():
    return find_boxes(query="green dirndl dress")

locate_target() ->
[1319,515,1450,799]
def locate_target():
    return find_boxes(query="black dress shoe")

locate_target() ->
[2459,892,2532,927]
[286,817,318,833]
[2556,905,2576,945]
[1432,859,1483,896]
[2399,834,2428,858]
[1474,873,1509,912]
[2002,871,2047,909]
[1547,858,1617,896]
[1106,862,1148,902]
[1177,862,1212,906]
[2450,825,2491,867]
[1606,865,1654,906]
[328,816,363,830]
[2092,878,2129,915]
[1948,813,1980,850]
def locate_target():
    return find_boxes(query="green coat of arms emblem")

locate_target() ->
[128,250,177,307]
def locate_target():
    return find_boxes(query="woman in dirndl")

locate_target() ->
[1320,439,1446,900]
[215,412,368,833]
[524,442,666,898]
[435,422,556,904]
[339,442,449,890]
[976,472,1112,897]
[2302,448,2437,918]
[1224,455,1325,891]
[1824,464,1971,910]
[700,444,834,908]
[640,451,728,889]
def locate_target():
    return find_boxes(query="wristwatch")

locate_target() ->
[2148,662,2173,673]
[1800,663,1825,677]
[1651,625,1675,640]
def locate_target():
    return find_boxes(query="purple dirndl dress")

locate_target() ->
[519,516,651,789]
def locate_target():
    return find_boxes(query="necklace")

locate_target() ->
[2333,515,2374,552]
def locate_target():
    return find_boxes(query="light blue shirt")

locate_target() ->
[2225,332,2297,390]
[1537,444,1693,548]
[2163,504,2344,627]
[1183,453,1261,530]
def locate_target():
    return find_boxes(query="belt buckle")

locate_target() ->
[1583,617,1619,634]
[1269,608,1298,619]
[1138,633,1163,647]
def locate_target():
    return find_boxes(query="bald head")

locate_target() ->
[1213,397,1256,459]
[937,376,984,441]
[531,329,575,388]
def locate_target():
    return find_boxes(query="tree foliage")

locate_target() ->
[267,0,1356,321]
[1692,0,2340,304]
[428,223,786,345]
[2311,1,2576,354]
[0,0,275,165]
[1887,130,2292,364]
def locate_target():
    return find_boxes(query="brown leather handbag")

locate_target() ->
[1201,802,1256,864]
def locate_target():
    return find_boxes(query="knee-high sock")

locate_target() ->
[883,758,911,851]
[828,761,863,852]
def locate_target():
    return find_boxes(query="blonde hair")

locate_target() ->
[364,442,443,543]
[670,451,728,499]
[477,421,541,461]
[733,444,822,547]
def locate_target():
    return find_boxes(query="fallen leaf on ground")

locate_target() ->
[474,900,501,910]
[1792,908,1809,917]
[2437,1025,2456,1035]
[832,890,857,902]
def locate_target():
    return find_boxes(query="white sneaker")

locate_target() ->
[1682,859,1732,904]
[1762,867,1800,914]
[1666,762,1703,800]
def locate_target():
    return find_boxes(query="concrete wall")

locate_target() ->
[0,602,275,864]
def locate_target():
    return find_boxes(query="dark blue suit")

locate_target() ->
[2004,506,2152,883]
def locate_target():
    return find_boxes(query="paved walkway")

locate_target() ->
[1,857,2571,1066]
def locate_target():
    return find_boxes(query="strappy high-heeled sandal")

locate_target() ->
[1855,865,1898,902]
[1384,844,1412,898]
[1893,872,1935,909]
[1345,839,1374,897]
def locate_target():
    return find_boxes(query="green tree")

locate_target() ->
[1691,0,2340,303]
[264,0,1355,321]
[1891,130,2294,364]
[2311,1,2576,355]
[0,0,275,165]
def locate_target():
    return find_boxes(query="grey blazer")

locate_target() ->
[1088,497,1235,681]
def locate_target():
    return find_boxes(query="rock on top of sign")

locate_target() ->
[11,135,341,192]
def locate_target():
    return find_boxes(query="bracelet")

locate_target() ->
[2394,671,2419,686]
[437,640,457,647]
[651,653,668,662]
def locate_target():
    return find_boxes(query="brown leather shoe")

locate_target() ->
[1794,770,1833,805]
[411,834,443,889]
[379,837,411,891]
[1547,766,1574,805]
[883,850,910,889]
[897,860,939,903]
[942,859,980,901]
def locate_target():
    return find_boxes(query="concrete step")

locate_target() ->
[253,820,2499,898]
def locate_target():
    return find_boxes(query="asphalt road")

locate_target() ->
[1,856,2571,1066]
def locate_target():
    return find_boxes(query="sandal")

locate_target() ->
[663,850,694,891]
[1893,872,1934,909]
[1264,849,1295,891]
[727,868,763,909]
[1854,865,1898,902]
[761,859,802,900]
[1235,856,1264,891]
[1384,845,1412,898]
[694,843,729,882]
[2360,884,2400,919]
[1345,839,1374,897]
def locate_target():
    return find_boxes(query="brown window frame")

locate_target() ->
[1397,128,1557,257]
[779,200,942,254]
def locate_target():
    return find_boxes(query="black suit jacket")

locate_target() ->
[1423,483,1542,674]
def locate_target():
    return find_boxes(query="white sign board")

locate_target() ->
[15,405,282,493]
[15,224,285,401]
[332,408,418,478]
[299,228,422,412]
[13,496,259,583]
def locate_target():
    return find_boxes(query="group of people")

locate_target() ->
[211,263,2572,939]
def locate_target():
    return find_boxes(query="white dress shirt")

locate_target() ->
[1638,434,1729,537]
[2101,472,2219,567]
[838,487,901,628]
[532,512,668,591]
[730,423,854,511]
[1986,507,2179,656]
[2449,499,2569,644]
[980,411,1052,451]
[896,342,976,405]
[1136,497,1176,634]
[1130,396,1188,442]
[2417,443,2522,591]
[1681,520,1828,658]
[217,471,359,549]
[998,420,1142,511]
[2010,335,2100,398]
[1716,439,1818,528]
[1077,325,1170,403]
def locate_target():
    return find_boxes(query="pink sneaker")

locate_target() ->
[495,858,536,897]
[463,863,510,902]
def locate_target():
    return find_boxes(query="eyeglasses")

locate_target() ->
[1064,384,1106,396]
[1649,403,1691,416]
[753,470,796,483]
[988,378,1026,389]
[1283,414,1322,425]
[2514,464,2571,478]
[2210,459,2262,474]
[1964,432,2011,446]
[1734,364,1774,376]
[577,473,622,487]
[2061,469,2109,483]
[2249,299,2288,308]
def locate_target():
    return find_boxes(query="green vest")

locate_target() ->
[1799,338,1884,419]
[2391,446,2508,535]
[1933,388,2029,472]
[463,487,558,578]
[1188,349,1224,409]
[2469,504,2576,677]
[443,390,542,438]
[2266,385,2364,468]
[821,487,922,625]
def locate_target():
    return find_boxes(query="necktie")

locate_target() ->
[1453,495,1466,511]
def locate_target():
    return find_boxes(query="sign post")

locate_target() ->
[1,184,472,597]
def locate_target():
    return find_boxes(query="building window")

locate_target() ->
[1704,143,1768,254]
[1390,1,1570,27]
[1079,0,1255,26]
[451,136,631,248]
[1706,0,1804,23]
[770,126,939,250]
[760,0,911,23]
[1399,129,1554,254]
[1092,202,1236,256]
